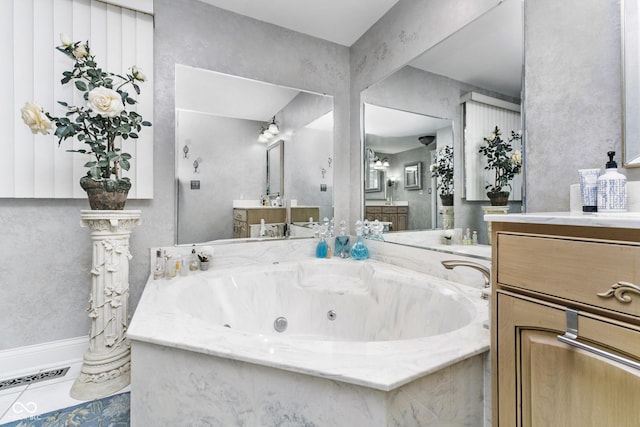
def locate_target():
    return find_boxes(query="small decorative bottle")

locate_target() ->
[316,232,328,258]
[597,151,627,213]
[349,220,369,260]
[334,220,350,258]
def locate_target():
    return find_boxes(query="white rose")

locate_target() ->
[87,87,125,118]
[511,150,522,164]
[131,66,146,82]
[73,43,89,59]
[60,33,72,47]
[21,102,52,135]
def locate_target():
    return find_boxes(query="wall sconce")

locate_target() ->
[258,117,280,143]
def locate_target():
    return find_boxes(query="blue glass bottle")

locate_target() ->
[334,220,350,258]
[349,220,369,260]
[316,233,328,258]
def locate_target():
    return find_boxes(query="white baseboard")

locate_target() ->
[0,336,88,380]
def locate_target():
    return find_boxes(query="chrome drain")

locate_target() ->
[274,316,288,332]
[327,310,337,321]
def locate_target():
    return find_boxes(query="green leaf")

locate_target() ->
[75,80,87,91]
[141,121,152,126]
[121,152,132,160]
[129,132,139,139]
[126,97,136,105]
[119,159,130,171]
[84,161,97,168]
[57,101,68,107]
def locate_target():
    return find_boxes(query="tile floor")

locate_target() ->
[0,360,129,425]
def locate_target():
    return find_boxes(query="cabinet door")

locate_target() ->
[396,214,407,231]
[496,291,640,426]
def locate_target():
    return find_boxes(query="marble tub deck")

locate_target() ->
[128,258,489,391]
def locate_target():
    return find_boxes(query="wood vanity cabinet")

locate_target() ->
[492,222,640,426]
[232,208,286,238]
[364,206,408,231]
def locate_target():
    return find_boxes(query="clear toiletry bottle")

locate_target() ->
[597,151,627,213]
[189,246,199,271]
[316,232,328,258]
[349,220,369,260]
[335,220,350,258]
[153,249,165,280]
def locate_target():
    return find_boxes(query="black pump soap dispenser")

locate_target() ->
[596,151,627,212]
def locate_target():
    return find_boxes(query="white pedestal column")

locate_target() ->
[481,205,510,244]
[70,210,141,400]
[439,206,454,229]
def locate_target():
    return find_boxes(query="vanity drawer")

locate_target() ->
[496,232,640,318]
[397,206,408,214]
[366,206,382,214]
[382,207,397,214]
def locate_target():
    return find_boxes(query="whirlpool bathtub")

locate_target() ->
[129,257,490,426]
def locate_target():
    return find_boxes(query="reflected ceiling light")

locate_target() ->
[258,117,279,143]
[373,157,390,169]
[267,117,279,135]
[258,128,270,143]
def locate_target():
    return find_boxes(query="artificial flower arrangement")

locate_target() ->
[429,145,454,198]
[478,125,522,202]
[20,34,151,207]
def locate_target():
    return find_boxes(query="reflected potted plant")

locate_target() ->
[20,34,151,210]
[479,125,522,206]
[430,145,454,206]
[197,246,214,271]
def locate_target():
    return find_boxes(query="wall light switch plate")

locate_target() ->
[191,180,200,190]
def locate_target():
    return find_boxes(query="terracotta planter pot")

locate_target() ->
[80,176,131,210]
[487,191,510,206]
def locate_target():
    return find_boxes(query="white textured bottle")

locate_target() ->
[597,151,627,212]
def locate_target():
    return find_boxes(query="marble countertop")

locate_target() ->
[484,211,640,229]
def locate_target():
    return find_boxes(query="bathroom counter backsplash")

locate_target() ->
[150,237,491,292]
[485,211,640,229]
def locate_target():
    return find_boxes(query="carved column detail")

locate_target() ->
[70,210,141,400]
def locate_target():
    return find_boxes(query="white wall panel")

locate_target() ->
[2,0,154,199]
[463,98,522,201]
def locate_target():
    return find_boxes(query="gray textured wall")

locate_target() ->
[525,0,639,210]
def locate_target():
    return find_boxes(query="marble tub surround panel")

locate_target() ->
[128,258,489,391]
[131,341,485,427]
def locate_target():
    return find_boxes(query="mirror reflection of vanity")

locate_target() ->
[175,65,334,244]
[361,0,523,246]
[363,103,453,231]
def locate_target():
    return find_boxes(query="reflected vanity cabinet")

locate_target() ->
[364,206,408,231]
[491,221,640,426]
[233,208,286,238]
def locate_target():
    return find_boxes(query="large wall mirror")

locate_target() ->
[175,65,334,244]
[623,0,640,166]
[361,0,522,246]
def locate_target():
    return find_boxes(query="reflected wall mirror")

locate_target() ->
[267,140,284,197]
[175,65,334,244]
[361,0,522,245]
[623,0,640,166]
